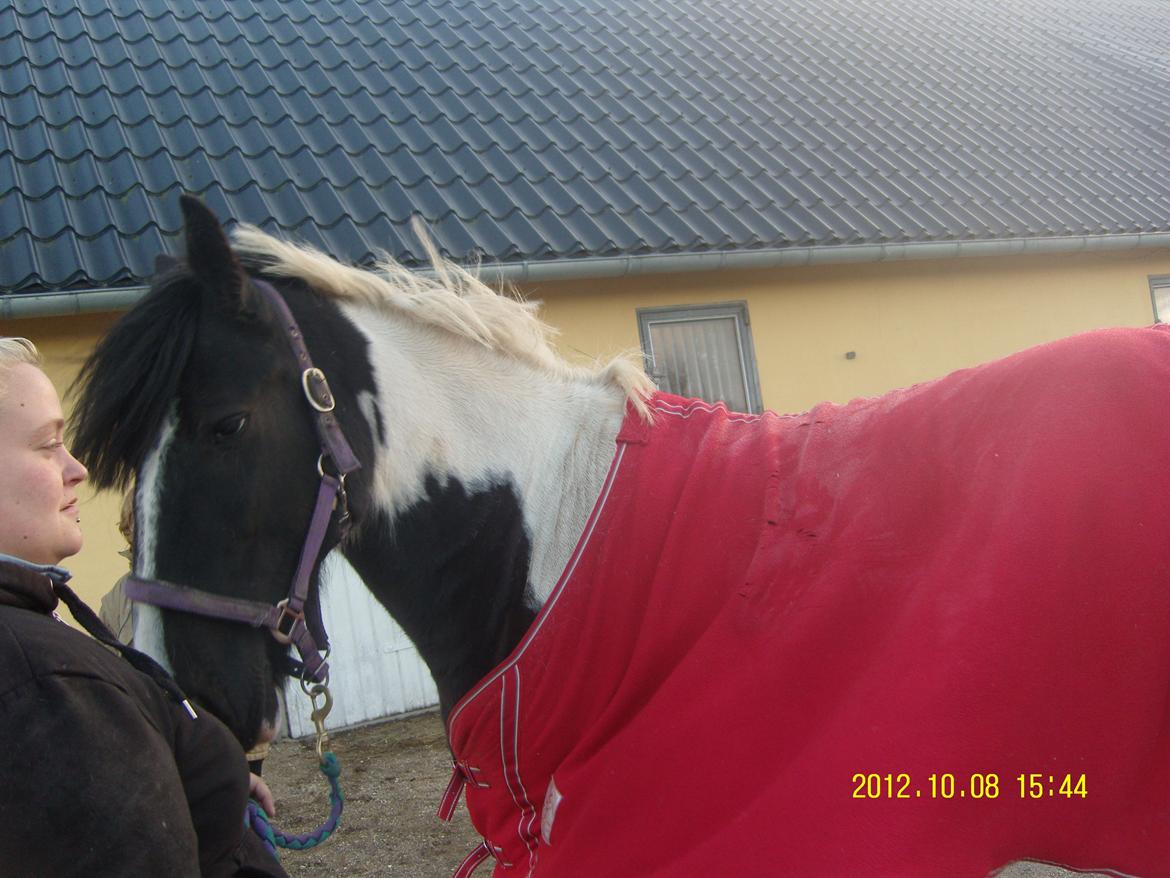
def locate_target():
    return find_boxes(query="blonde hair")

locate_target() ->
[0,337,41,400]
[0,337,40,367]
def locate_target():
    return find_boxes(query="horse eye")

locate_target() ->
[213,413,248,441]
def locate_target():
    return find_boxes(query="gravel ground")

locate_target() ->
[261,711,480,878]
[261,711,1107,878]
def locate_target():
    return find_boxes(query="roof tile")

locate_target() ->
[3,0,1170,293]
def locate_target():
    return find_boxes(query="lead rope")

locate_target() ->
[246,681,344,857]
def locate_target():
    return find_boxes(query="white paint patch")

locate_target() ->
[231,223,651,608]
[131,408,178,673]
[339,300,628,607]
[356,390,380,444]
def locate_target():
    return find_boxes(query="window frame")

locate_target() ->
[1150,275,1170,323]
[636,301,764,414]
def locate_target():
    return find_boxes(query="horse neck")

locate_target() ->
[338,304,629,714]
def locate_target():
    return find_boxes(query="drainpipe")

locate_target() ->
[3,232,1169,319]
[1,286,149,320]
[476,231,1170,284]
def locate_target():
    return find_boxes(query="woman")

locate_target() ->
[0,337,287,877]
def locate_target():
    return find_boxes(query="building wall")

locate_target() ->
[536,247,1170,413]
[6,245,1168,616]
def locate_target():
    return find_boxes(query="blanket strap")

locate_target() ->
[452,841,493,878]
[438,765,466,822]
[438,761,491,822]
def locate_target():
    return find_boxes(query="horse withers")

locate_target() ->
[71,197,1170,876]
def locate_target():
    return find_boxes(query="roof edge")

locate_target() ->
[1,285,150,320]
[4,232,1170,319]
[480,231,1170,284]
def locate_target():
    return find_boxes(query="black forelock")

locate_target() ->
[68,272,203,490]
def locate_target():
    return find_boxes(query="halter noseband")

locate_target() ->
[124,278,361,685]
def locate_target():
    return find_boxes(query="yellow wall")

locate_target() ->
[4,245,1168,612]
[535,247,1170,413]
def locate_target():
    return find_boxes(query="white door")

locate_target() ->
[284,552,439,737]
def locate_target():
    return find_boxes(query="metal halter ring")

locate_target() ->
[302,367,336,413]
[317,456,350,518]
[272,598,304,645]
[300,648,331,694]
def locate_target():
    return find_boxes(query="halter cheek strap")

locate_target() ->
[123,278,362,685]
[261,280,361,478]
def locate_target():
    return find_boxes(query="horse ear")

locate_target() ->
[179,195,249,309]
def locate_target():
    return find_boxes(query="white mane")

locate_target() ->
[231,222,652,417]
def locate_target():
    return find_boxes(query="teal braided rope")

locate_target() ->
[246,751,344,855]
[248,805,280,858]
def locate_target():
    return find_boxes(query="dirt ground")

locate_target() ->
[262,711,1106,878]
[262,710,480,878]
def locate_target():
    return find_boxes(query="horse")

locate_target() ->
[71,196,1170,877]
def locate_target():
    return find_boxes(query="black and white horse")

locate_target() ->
[72,198,1170,877]
[73,196,649,749]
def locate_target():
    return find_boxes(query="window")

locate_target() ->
[1151,276,1170,323]
[637,302,763,413]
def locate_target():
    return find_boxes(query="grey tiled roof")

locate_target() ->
[2,0,1169,294]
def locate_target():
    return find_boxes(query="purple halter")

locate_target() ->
[124,278,361,684]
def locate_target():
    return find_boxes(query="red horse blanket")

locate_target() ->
[444,325,1170,877]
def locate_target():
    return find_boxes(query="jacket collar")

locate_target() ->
[0,553,70,614]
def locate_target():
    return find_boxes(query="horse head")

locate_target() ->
[71,196,376,748]
[73,196,650,746]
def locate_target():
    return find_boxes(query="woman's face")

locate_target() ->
[0,363,88,565]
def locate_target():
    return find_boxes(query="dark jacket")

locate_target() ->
[0,555,287,878]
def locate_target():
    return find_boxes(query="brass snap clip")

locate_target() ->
[307,683,334,761]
